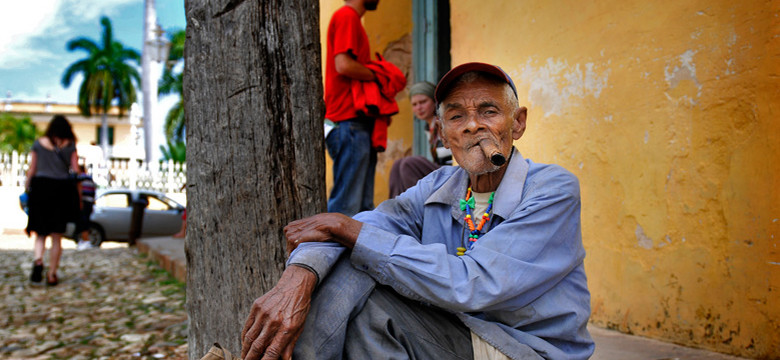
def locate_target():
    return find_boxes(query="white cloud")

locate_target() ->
[0,0,137,69]
[0,1,62,67]
[63,0,138,20]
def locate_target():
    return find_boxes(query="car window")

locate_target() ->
[147,196,171,211]
[96,193,129,208]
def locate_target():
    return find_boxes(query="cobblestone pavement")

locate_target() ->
[0,236,188,359]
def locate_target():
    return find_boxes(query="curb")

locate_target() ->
[136,237,186,283]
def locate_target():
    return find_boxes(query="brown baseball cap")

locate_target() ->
[434,62,518,106]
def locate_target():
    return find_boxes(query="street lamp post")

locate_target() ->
[141,0,171,164]
[129,103,141,190]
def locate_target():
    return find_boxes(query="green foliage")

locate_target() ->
[0,113,40,153]
[62,16,141,118]
[163,100,184,141]
[160,139,186,164]
[159,29,186,143]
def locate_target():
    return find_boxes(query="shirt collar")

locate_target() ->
[425,147,529,222]
[492,148,529,220]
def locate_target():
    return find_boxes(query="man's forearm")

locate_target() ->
[334,53,375,81]
[288,263,319,284]
[330,216,363,248]
[282,265,318,293]
[284,213,363,250]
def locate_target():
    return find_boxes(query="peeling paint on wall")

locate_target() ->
[664,50,702,101]
[512,59,610,117]
[636,224,653,249]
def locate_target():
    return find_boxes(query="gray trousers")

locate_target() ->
[293,256,473,360]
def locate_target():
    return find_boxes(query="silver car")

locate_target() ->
[86,189,185,247]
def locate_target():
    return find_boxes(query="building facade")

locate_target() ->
[320,0,779,358]
[2,100,143,161]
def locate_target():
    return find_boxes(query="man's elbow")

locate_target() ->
[334,62,351,76]
[334,54,350,75]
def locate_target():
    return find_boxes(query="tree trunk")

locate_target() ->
[183,1,325,357]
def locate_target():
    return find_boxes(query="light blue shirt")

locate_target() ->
[288,148,594,359]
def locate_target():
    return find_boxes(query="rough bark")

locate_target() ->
[183,0,325,357]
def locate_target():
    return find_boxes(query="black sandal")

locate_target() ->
[30,261,43,283]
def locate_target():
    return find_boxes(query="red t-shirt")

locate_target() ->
[325,6,371,121]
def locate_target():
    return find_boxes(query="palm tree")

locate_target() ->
[160,139,186,163]
[61,16,141,159]
[0,114,39,153]
[159,29,185,142]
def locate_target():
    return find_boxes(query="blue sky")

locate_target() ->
[0,0,186,104]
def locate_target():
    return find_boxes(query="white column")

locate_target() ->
[129,103,141,190]
[142,0,157,164]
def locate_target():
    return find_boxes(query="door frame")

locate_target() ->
[412,0,450,157]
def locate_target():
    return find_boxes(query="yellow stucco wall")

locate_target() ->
[450,0,779,357]
[319,0,415,206]
[363,1,414,203]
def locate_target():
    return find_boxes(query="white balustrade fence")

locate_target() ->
[0,152,187,195]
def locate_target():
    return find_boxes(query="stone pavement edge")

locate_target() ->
[137,236,186,283]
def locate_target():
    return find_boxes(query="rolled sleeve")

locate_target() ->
[350,223,398,280]
[287,242,346,285]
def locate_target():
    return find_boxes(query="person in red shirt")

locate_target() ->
[324,0,380,217]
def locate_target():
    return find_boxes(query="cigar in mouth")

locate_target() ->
[478,139,507,166]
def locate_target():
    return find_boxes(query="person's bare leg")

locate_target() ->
[48,233,62,283]
[33,234,46,262]
[173,220,186,238]
[30,234,46,283]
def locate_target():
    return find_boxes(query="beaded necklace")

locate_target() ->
[456,187,495,256]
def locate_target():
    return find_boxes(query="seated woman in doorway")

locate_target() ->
[388,81,453,198]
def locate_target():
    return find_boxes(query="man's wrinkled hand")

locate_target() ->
[284,213,362,254]
[241,266,317,360]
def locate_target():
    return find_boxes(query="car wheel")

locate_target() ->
[88,223,106,248]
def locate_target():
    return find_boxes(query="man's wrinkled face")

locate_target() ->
[438,77,526,175]
[364,0,380,11]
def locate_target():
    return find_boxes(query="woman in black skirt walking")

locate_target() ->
[25,115,80,286]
